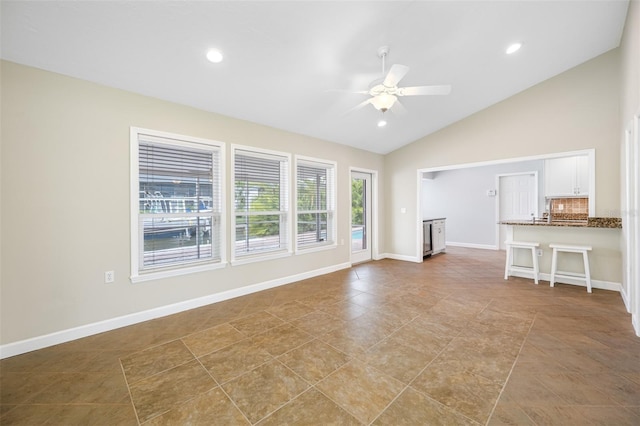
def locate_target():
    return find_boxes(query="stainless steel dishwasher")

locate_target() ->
[423,220,433,257]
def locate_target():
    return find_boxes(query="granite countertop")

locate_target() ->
[500,217,622,229]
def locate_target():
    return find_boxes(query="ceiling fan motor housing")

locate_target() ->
[377,45,390,59]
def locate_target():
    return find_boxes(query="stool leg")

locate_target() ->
[583,250,592,293]
[504,245,512,280]
[531,247,539,285]
[550,248,557,288]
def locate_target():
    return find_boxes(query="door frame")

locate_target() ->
[416,148,594,260]
[349,167,379,264]
[631,114,640,335]
[495,171,539,250]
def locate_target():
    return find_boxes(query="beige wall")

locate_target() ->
[384,49,621,259]
[621,0,639,123]
[0,61,385,345]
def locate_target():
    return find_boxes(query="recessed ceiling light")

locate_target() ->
[506,43,522,55]
[206,49,224,63]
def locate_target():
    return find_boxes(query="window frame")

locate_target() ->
[294,155,337,253]
[130,127,226,283]
[231,145,292,265]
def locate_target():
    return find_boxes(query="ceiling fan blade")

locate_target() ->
[398,85,452,96]
[383,64,409,87]
[390,99,407,115]
[343,98,373,116]
[325,89,370,95]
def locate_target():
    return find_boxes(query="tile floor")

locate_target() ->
[1,247,639,425]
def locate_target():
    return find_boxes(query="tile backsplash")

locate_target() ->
[549,197,588,220]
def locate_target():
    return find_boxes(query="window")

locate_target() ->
[296,157,336,250]
[131,128,224,282]
[233,147,290,261]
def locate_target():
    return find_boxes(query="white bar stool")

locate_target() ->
[549,244,593,293]
[504,241,540,284]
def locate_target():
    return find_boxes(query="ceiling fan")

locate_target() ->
[346,46,452,117]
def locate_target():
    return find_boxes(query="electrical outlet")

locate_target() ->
[536,249,543,257]
[104,270,114,283]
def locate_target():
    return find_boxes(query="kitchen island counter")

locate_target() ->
[500,217,621,229]
[501,219,622,292]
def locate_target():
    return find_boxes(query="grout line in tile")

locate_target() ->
[216,382,253,425]
[121,344,196,387]
[483,311,540,426]
[311,370,366,425]
[247,359,315,425]
[253,387,321,425]
[119,336,185,361]
[186,335,255,425]
[398,302,526,424]
[118,355,142,426]
[362,312,473,425]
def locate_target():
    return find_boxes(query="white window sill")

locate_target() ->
[296,243,337,255]
[231,250,292,266]
[131,261,227,283]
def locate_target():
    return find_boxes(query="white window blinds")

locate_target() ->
[296,159,335,248]
[234,148,289,257]
[137,135,221,271]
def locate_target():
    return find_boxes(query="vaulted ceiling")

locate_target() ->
[1,1,629,154]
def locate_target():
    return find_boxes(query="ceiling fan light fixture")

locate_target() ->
[506,42,522,55]
[377,118,387,127]
[206,48,224,63]
[370,94,397,111]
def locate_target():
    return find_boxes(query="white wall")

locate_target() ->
[0,61,385,349]
[421,160,544,247]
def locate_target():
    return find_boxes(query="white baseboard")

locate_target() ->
[620,285,632,313]
[508,270,621,292]
[633,313,640,337]
[0,262,351,359]
[446,242,498,250]
[380,253,422,263]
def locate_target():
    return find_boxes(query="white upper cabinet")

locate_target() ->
[574,155,590,195]
[544,155,590,197]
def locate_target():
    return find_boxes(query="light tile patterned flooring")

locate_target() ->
[1,247,639,425]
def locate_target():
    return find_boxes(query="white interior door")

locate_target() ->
[498,172,538,250]
[351,171,372,264]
